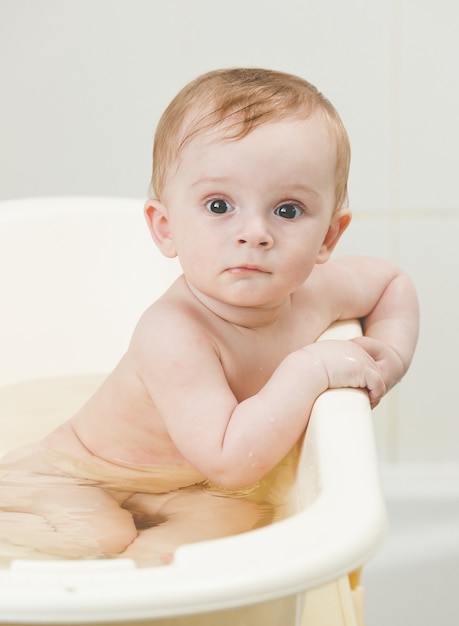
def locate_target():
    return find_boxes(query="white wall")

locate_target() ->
[1,0,458,466]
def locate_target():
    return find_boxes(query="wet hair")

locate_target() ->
[150,67,350,211]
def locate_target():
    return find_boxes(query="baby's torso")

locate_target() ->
[1,429,206,494]
[215,305,329,402]
[42,281,332,478]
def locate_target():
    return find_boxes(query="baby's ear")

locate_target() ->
[144,199,177,258]
[316,208,351,264]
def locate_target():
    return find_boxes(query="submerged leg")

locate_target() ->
[120,486,262,566]
[0,478,137,559]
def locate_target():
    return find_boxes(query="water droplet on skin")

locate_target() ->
[248,451,258,467]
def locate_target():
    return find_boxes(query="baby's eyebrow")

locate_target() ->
[190,177,323,205]
[285,183,321,198]
[191,176,232,189]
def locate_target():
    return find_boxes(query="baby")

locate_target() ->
[0,68,419,566]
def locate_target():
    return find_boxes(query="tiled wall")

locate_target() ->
[1,0,457,465]
[335,0,459,464]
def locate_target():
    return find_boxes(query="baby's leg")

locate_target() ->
[120,487,261,566]
[0,478,137,559]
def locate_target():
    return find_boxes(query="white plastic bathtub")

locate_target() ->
[0,197,388,626]
[365,464,459,626]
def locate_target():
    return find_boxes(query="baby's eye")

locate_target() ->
[206,199,234,214]
[274,203,303,219]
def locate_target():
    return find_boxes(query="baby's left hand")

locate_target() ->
[351,336,405,407]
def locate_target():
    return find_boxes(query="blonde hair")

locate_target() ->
[151,68,350,211]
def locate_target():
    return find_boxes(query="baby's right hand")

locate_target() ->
[304,340,386,407]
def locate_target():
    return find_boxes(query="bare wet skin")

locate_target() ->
[0,377,299,568]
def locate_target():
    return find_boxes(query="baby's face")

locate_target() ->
[160,113,341,309]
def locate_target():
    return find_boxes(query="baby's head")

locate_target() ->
[150,68,350,213]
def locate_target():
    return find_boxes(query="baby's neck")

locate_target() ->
[185,280,292,330]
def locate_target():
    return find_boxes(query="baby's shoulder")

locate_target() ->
[131,283,215,358]
[293,259,363,318]
[306,257,370,293]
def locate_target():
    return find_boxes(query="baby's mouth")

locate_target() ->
[227,265,268,274]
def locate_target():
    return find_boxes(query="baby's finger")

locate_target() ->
[366,369,386,406]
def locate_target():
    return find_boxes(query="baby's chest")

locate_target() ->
[220,332,308,401]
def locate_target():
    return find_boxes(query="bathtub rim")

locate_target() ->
[0,384,387,623]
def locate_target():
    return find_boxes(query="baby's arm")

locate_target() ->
[133,309,386,490]
[323,257,419,396]
[134,258,418,490]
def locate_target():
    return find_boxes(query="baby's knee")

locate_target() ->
[91,508,139,556]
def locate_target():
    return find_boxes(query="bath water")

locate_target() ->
[0,376,299,568]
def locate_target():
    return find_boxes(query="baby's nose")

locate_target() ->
[235,217,273,248]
